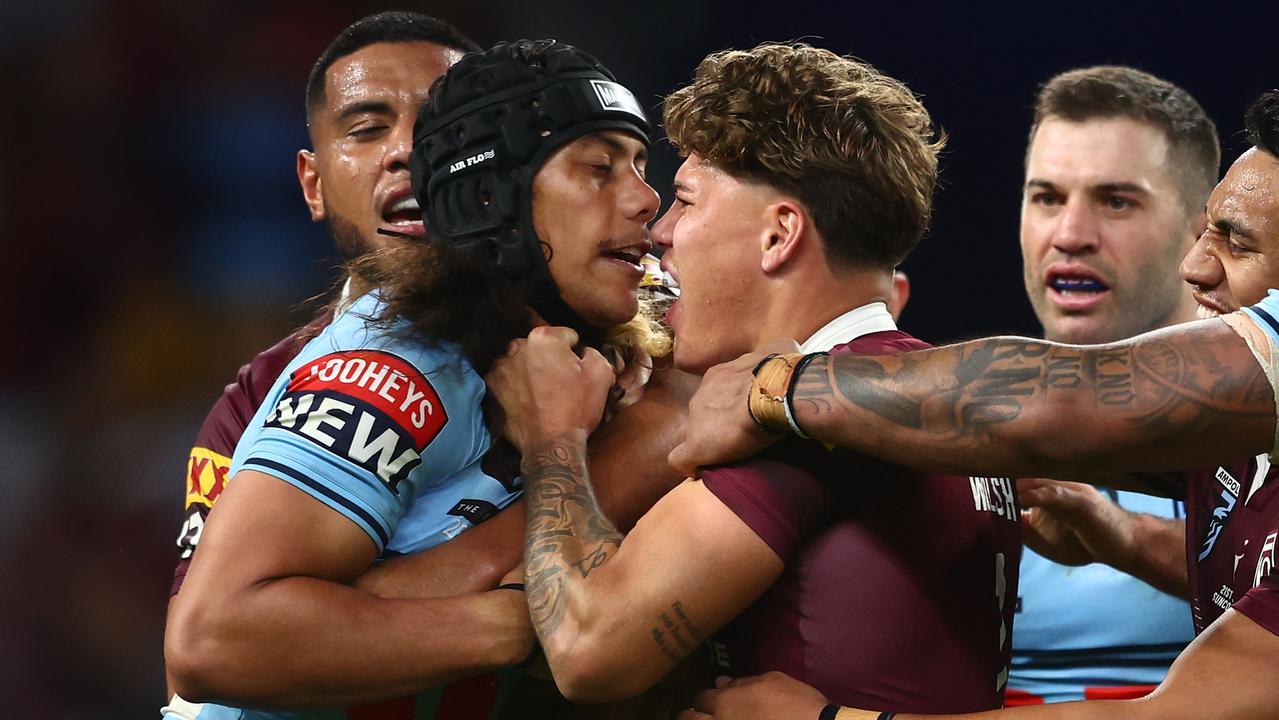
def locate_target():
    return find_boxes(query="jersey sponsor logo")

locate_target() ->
[186,446,232,510]
[1198,467,1240,562]
[265,351,448,493]
[1216,466,1242,497]
[1255,532,1277,588]
[448,498,500,525]
[969,476,1018,522]
[1212,583,1236,611]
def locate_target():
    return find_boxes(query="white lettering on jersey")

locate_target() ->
[348,412,422,484]
[1256,532,1277,588]
[970,477,1018,522]
[299,397,355,446]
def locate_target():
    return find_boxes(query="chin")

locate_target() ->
[672,338,732,377]
[587,296,640,330]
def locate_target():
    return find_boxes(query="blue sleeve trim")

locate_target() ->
[246,457,391,550]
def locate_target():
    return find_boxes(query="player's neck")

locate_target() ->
[754,270,893,347]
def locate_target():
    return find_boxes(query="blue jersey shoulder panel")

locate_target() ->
[230,292,519,554]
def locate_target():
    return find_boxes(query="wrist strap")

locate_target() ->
[749,353,809,435]
[785,352,827,439]
[819,705,839,720]
[496,582,525,592]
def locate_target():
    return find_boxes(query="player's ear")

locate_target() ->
[760,201,805,274]
[298,149,326,222]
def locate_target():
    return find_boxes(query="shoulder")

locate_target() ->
[833,329,931,357]
[701,444,833,560]
[235,313,330,398]
[307,291,479,387]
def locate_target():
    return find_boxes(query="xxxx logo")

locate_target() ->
[186,447,231,509]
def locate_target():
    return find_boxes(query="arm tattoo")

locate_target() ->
[522,434,622,638]
[649,600,704,666]
[791,326,1274,474]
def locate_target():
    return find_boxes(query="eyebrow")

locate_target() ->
[672,181,692,195]
[1025,179,1149,196]
[1211,216,1257,240]
[581,134,648,162]
[333,100,393,123]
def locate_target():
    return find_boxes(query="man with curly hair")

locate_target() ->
[485,42,1021,714]
[669,91,1279,720]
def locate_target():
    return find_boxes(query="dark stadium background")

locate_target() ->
[0,1,1275,716]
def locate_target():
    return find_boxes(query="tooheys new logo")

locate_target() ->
[265,350,448,493]
[590,79,645,120]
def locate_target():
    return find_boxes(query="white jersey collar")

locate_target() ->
[800,301,897,352]
[334,276,355,318]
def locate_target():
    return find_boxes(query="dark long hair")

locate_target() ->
[349,237,540,376]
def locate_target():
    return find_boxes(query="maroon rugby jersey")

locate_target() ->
[1167,457,1279,637]
[702,331,1022,714]
[170,315,328,595]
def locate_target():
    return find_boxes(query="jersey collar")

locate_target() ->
[800,302,897,353]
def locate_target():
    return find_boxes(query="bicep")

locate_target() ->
[358,498,524,599]
[181,469,379,597]
[596,480,783,671]
[1137,608,1279,719]
[588,368,698,530]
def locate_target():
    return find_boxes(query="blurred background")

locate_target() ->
[0,0,1275,716]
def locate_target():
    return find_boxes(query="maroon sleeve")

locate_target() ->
[170,316,325,595]
[699,332,923,563]
[701,453,833,561]
[1234,574,1279,638]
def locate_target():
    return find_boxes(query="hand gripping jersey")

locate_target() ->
[171,291,521,720]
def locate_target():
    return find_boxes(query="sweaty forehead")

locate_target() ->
[1028,116,1173,190]
[323,41,460,113]
[1213,148,1279,238]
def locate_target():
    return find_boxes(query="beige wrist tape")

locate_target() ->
[749,353,803,434]
[1221,311,1279,458]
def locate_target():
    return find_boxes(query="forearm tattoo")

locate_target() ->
[791,329,1273,471]
[522,435,623,638]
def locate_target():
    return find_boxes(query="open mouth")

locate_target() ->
[602,246,645,266]
[600,236,653,274]
[380,191,425,238]
[1044,265,1110,311]
[1047,273,1109,296]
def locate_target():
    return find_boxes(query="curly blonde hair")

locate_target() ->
[664,42,945,270]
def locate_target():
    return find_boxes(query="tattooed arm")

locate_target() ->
[489,328,783,702]
[672,320,1274,479]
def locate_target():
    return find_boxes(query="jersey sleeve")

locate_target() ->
[1233,573,1279,638]
[701,452,833,561]
[237,341,483,554]
[1237,289,1279,459]
[172,321,319,595]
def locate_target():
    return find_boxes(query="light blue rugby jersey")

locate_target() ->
[232,290,520,555]
[1009,489,1193,703]
[173,291,522,720]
